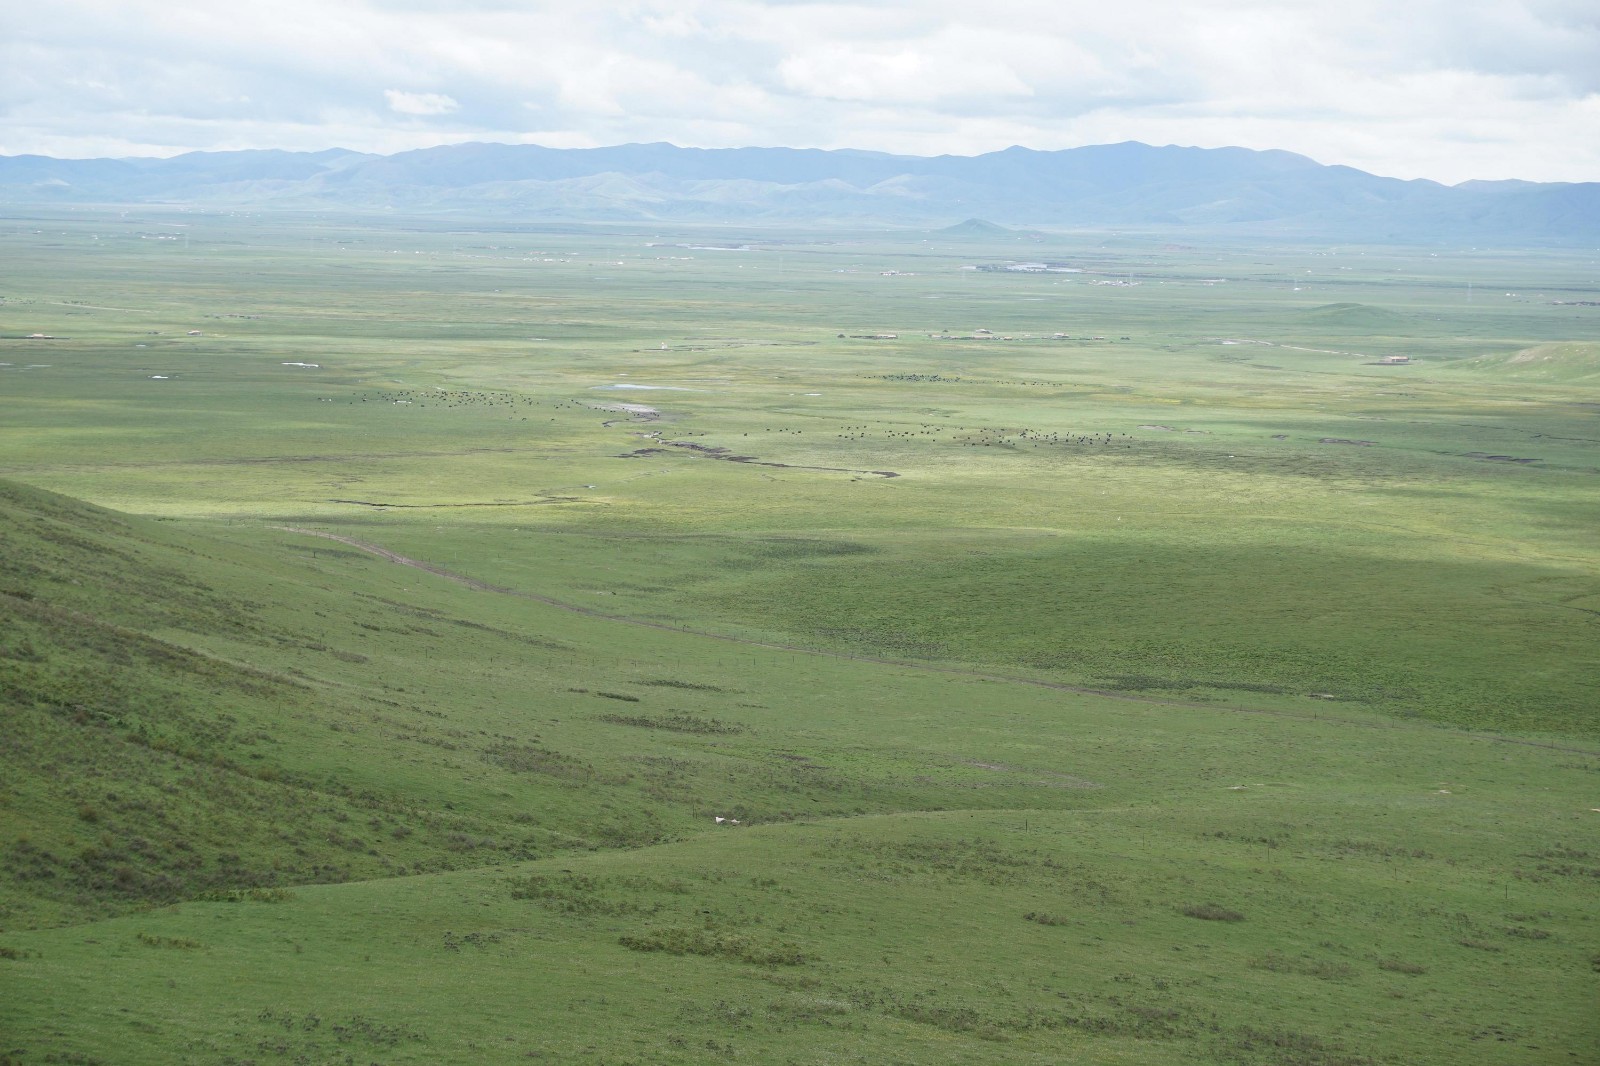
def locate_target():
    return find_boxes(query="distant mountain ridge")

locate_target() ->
[2,140,1595,242]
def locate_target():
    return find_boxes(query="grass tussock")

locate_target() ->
[619,926,812,966]
[1023,911,1074,926]
[598,712,748,735]
[1251,951,1354,981]
[1376,958,1427,975]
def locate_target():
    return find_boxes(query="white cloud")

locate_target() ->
[384,89,459,116]
[777,35,1035,104]
[0,0,1595,182]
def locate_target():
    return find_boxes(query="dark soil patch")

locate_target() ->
[619,440,899,478]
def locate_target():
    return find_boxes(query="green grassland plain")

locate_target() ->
[0,209,1597,1065]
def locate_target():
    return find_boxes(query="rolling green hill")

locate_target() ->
[1298,302,1418,330]
[1453,341,1600,382]
[0,478,556,928]
[3,476,1597,1065]
[935,217,1018,237]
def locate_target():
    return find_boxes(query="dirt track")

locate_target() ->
[274,525,1600,757]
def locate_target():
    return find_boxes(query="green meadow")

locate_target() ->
[1,209,1596,1064]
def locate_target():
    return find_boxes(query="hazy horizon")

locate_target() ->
[4,1,1596,185]
[4,137,1584,190]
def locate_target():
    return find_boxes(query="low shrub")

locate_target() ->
[619,927,811,965]
[1377,958,1426,975]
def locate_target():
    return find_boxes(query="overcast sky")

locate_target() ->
[3,0,1597,183]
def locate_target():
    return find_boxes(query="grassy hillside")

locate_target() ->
[1453,341,1600,382]
[2,476,1597,1065]
[0,478,558,928]
[1,213,1597,1063]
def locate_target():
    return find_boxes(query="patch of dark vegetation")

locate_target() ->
[191,887,295,903]
[1376,958,1426,975]
[842,988,1200,1044]
[508,871,686,916]
[1023,911,1074,926]
[255,1008,425,1049]
[761,997,852,1024]
[1182,902,1245,922]
[619,926,812,965]
[360,595,570,649]
[293,545,371,561]
[1097,674,1191,692]
[641,678,726,692]
[35,1051,103,1065]
[1204,679,1292,695]
[885,1001,1005,1041]
[598,713,748,735]
[1519,844,1600,881]
[1251,951,1353,981]
[1231,1026,1376,1066]
[622,440,899,478]
[136,932,202,949]
[1463,452,1539,464]
[749,538,876,560]
[1097,674,1291,695]
[821,837,1118,896]
[1504,925,1552,940]
[481,742,598,781]
[440,929,504,952]
[593,691,641,702]
[0,781,373,921]
[1321,838,1430,860]
[813,626,949,660]
[1205,829,1286,850]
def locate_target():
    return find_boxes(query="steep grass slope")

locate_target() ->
[0,479,551,927]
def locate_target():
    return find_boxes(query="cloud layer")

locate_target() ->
[3,0,1596,183]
